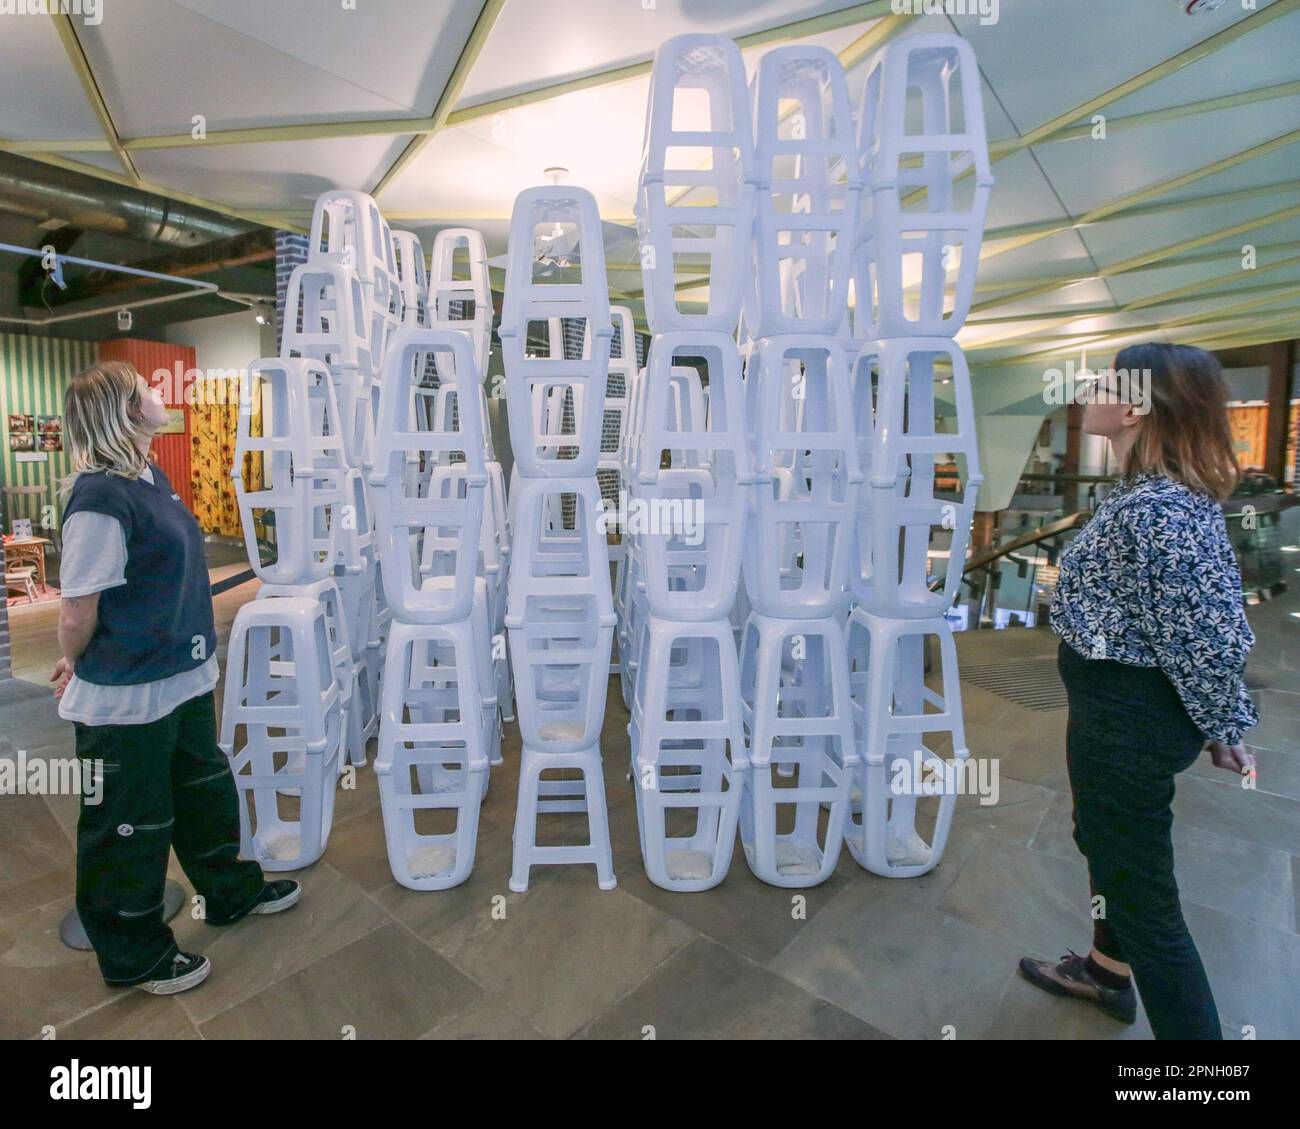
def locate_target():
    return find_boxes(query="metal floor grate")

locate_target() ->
[960,657,1068,711]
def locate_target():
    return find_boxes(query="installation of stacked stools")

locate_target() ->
[216,27,991,899]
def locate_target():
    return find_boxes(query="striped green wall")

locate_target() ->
[0,333,98,531]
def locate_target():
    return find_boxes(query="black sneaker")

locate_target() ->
[207,880,301,927]
[135,952,211,996]
[1018,951,1138,1024]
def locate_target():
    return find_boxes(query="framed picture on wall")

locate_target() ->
[10,432,35,452]
[8,414,34,433]
[39,432,62,452]
[37,414,61,434]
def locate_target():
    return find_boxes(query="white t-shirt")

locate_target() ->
[58,467,219,726]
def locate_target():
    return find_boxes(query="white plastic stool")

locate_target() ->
[633,332,754,620]
[370,327,489,623]
[851,338,982,618]
[737,610,858,887]
[741,336,861,617]
[852,34,993,340]
[510,743,615,892]
[750,45,862,337]
[308,188,401,364]
[280,261,375,467]
[637,34,755,333]
[256,577,356,767]
[391,229,430,328]
[843,606,968,878]
[233,357,345,586]
[219,597,343,870]
[630,614,748,891]
[375,617,488,890]
[499,187,613,478]
[429,227,493,377]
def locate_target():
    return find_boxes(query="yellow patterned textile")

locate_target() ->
[188,376,261,536]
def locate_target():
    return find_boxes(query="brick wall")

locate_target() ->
[275,231,310,353]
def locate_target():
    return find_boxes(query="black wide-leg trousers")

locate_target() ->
[74,691,265,986]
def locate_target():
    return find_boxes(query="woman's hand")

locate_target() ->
[50,656,74,699]
[1205,739,1255,777]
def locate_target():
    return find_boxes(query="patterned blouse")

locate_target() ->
[1050,471,1258,745]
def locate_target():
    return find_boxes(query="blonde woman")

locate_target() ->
[1021,343,1257,1039]
[53,361,298,996]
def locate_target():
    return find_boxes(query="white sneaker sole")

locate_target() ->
[136,958,211,996]
[248,884,301,916]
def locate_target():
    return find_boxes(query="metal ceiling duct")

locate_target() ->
[0,152,253,246]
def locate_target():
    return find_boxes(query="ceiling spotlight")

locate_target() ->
[254,312,268,326]
[116,309,133,332]
[1181,0,1226,11]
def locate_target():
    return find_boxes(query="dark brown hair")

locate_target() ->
[1112,342,1239,501]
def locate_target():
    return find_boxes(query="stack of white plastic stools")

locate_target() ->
[733,45,865,888]
[368,327,492,890]
[842,34,991,879]
[500,185,617,893]
[626,335,754,891]
[225,358,348,869]
[309,189,401,377]
[627,34,758,891]
[737,339,862,887]
[426,226,514,727]
[291,236,378,469]
[429,227,493,378]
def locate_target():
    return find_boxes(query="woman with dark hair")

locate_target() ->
[1019,342,1257,1040]
[54,361,299,996]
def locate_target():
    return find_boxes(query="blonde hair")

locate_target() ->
[1114,342,1240,502]
[62,361,151,496]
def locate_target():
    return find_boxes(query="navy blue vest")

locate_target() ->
[63,463,216,686]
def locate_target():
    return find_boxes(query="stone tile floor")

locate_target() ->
[2,583,1296,1040]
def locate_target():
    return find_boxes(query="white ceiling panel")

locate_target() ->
[1030,95,1300,219]
[459,0,877,106]
[75,0,478,136]
[1104,6,1300,118]
[0,17,106,140]
[131,135,415,210]
[171,0,483,115]
[1078,190,1300,270]
[951,0,1262,136]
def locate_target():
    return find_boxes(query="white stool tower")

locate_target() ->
[727,43,865,888]
[225,190,404,876]
[628,34,759,892]
[843,34,991,879]
[501,184,617,892]
[368,327,493,890]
